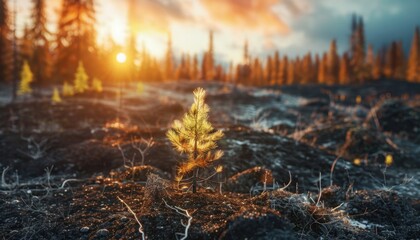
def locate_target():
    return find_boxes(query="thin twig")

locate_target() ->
[279,171,292,191]
[163,199,192,240]
[1,166,12,188]
[59,179,83,189]
[117,196,145,240]
[131,137,155,165]
[316,172,322,207]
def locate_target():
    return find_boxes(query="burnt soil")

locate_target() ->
[0,80,419,239]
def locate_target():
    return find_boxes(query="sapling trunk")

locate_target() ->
[192,96,199,193]
[192,169,198,193]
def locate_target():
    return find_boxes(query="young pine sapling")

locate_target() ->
[18,61,33,96]
[167,88,224,193]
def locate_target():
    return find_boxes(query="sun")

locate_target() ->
[116,52,127,63]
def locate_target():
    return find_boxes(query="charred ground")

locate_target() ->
[0,80,419,239]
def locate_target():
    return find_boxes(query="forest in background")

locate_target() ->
[0,0,420,98]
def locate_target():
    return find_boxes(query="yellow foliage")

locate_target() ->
[174,175,183,183]
[215,165,223,173]
[356,95,362,104]
[62,82,75,96]
[74,61,89,93]
[385,154,393,167]
[92,78,103,92]
[18,61,33,96]
[167,88,224,188]
[51,88,62,103]
[136,82,144,94]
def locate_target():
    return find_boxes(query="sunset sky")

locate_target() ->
[11,0,420,64]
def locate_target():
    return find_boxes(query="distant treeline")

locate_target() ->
[0,1,419,89]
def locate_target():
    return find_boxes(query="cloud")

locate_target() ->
[200,0,290,34]
[130,0,193,33]
[108,0,419,58]
[319,0,402,18]
[286,0,420,55]
[127,0,308,36]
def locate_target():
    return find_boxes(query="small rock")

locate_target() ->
[80,226,89,233]
[120,216,128,222]
[96,229,109,237]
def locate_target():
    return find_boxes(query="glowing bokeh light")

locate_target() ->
[116,52,127,63]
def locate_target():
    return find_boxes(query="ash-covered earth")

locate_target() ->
[0,80,419,239]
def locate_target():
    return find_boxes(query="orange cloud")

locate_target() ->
[130,0,192,33]
[200,0,290,34]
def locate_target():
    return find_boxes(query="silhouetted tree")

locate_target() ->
[265,56,273,85]
[279,55,287,85]
[273,50,280,84]
[175,54,184,80]
[358,16,365,54]
[239,63,251,85]
[127,0,137,82]
[139,46,162,82]
[214,64,224,82]
[150,58,162,81]
[234,64,240,83]
[302,53,313,84]
[351,15,366,82]
[205,30,214,80]
[30,0,51,86]
[186,54,191,80]
[201,52,208,80]
[287,60,295,85]
[365,44,375,80]
[407,26,420,82]
[394,41,405,79]
[191,54,199,80]
[372,49,384,80]
[350,14,357,60]
[165,32,174,81]
[0,0,11,83]
[176,53,191,80]
[20,24,32,64]
[243,39,249,64]
[318,53,327,84]
[339,53,350,84]
[55,0,97,83]
[327,40,339,84]
[294,57,302,83]
[251,58,263,85]
[227,61,234,83]
[313,54,320,83]
[384,41,404,79]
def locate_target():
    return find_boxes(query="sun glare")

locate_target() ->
[110,19,127,45]
[116,52,127,63]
